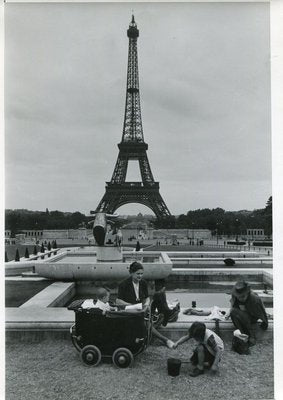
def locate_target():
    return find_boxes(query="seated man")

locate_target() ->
[225,280,268,345]
[151,279,180,327]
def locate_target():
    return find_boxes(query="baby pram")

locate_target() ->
[68,300,153,368]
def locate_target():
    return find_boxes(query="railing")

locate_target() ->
[198,242,273,255]
[5,248,60,263]
[27,248,60,260]
[170,257,272,265]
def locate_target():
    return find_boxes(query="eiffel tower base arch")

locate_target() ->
[96,183,171,219]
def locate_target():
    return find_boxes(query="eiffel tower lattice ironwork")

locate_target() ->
[96,16,171,218]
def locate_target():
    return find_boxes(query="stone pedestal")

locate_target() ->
[96,246,123,262]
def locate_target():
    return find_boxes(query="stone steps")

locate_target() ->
[172,263,272,269]
[169,271,265,282]
[165,280,264,292]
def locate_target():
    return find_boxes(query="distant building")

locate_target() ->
[121,222,154,241]
[246,228,265,240]
[21,230,43,238]
[153,229,212,240]
[15,233,26,242]
[5,230,15,244]
[17,228,91,242]
[42,228,90,240]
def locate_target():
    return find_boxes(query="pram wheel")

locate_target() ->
[112,348,134,368]
[80,345,101,367]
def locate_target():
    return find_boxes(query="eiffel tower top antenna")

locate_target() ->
[121,14,144,144]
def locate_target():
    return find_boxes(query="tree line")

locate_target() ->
[155,196,272,237]
[5,209,89,237]
[5,196,272,238]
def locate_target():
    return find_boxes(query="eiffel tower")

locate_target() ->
[96,16,171,219]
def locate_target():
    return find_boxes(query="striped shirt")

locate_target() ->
[202,329,224,356]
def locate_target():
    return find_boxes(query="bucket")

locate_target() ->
[167,358,181,377]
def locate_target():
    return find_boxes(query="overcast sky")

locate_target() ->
[5,2,271,215]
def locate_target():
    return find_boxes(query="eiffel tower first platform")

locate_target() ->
[96,16,170,218]
[96,16,171,219]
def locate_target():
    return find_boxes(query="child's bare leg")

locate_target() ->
[189,344,206,377]
[152,326,167,342]
[196,344,205,370]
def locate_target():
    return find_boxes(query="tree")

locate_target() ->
[54,240,58,249]
[135,241,141,251]
[206,217,217,231]
[33,245,38,255]
[41,243,45,253]
[15,249,20,262]
[265,196,272,212]
[5,202,272,235]
[176,214,188,228]
[5,251,8,262]
[263,196,272,237]
[47,242,51,251]
[69,211,86,228]
[25,247,30,258]
[154,216,176,229]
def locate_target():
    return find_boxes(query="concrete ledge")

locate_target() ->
[172,263,272,269]
[158,313,273,340]
[169,268,273,286]
[167,251,262,258]
[263,270,273,286]
[172,267,273,276]
[253,289,273,303]
[6,307,74,323]
[5,306,273,342]
[5,276,49,281]
[5,264,35,276]
[20,282,75,308]
[171,258,272,264]
[159,323,273,341]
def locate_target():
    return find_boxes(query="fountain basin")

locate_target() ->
[34,248,172,280]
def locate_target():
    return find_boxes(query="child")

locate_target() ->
[82,288,115,314]
[95,288,112,314]
[173,321,224,377]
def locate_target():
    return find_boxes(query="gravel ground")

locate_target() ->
[6,338,273,400]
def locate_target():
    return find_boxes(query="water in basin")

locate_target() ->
[55,255,97,263]
[166,292,231,308]
[65,289,230,309]
[54,254,162,263]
